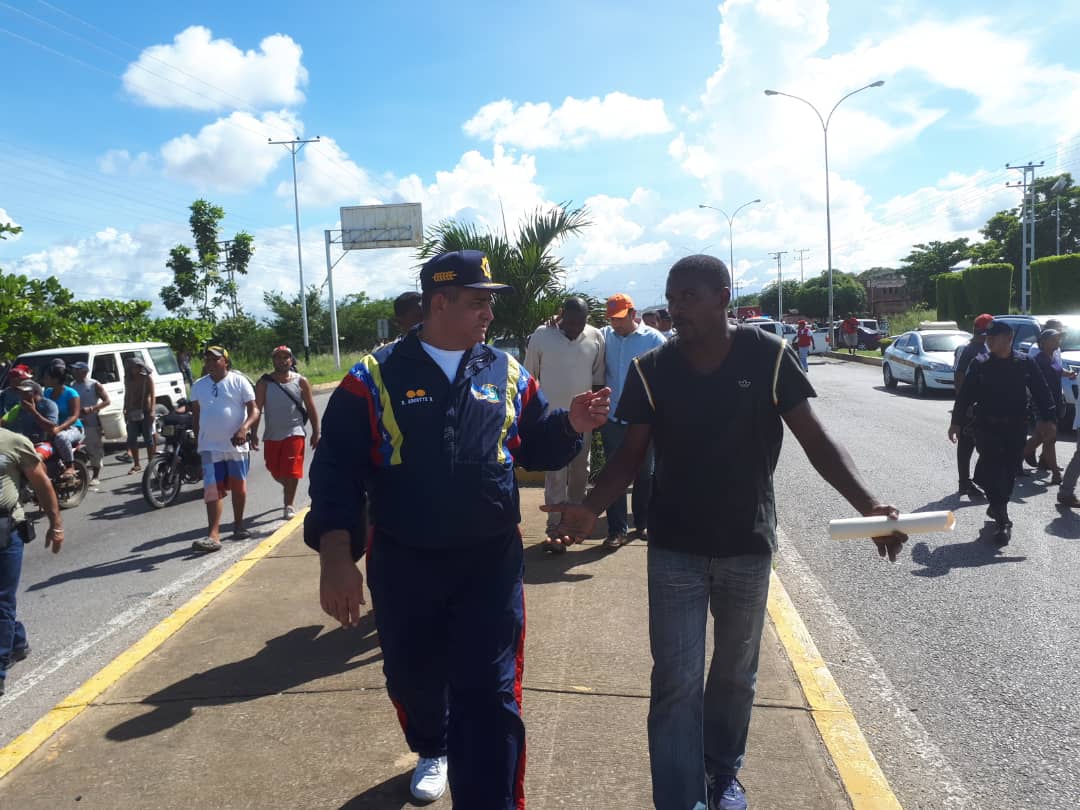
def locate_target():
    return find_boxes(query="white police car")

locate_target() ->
[882,328,971,396]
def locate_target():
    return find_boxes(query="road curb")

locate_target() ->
[825,351,884,367]
[0,509,310,781]
[767,571,902,809]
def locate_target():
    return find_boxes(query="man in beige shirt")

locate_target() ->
[525,297,606,552]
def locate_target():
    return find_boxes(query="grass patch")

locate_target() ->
[229,351,366,386]
[882,306,938,336]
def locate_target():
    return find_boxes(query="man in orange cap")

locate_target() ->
[599,292,666,548]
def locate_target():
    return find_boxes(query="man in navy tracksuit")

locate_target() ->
[305,250,611,809]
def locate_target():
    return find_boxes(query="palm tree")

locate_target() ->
[415,203,591,358]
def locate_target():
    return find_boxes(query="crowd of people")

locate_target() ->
[305,249,906,810]
[0,342,323,697]
[950,313,1080,541]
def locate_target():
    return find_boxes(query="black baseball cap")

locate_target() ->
[985,320,1015,337]
[420,250,512,294]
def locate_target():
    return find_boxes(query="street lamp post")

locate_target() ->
[764,81,884,344]
[698,199,761,309]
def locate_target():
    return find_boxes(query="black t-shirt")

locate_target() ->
[615,327,815,557]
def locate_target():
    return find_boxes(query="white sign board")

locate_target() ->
[376,318,390,340]
[340,203,423,251]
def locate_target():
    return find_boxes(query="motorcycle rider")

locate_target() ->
[7,381,59,443]
[1,365,33,417]
[42,361,84,480]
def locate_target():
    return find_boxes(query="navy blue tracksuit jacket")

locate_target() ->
[305,331,584,809]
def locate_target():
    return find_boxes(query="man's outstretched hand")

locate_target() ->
[864,504,908,562]
[539,502,598,547]
[568,387,611,433]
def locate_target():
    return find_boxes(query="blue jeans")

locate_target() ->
[798,346,810,372]
[0,529,27,680]
[647,544,772,810]
[599,420,654,536]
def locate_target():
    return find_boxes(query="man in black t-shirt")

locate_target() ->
[543,254,905,810]
[953,314,992,498]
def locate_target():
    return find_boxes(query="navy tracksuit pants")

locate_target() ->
[366,528,527,810]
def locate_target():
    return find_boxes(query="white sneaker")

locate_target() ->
[283,505,296,520]
[410,755,447,801]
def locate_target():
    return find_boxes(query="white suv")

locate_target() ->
[13,342,187,443]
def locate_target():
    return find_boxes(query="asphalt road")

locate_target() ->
[772,355,1080,810]
[5,360,1077,809]
[0,390,331,746]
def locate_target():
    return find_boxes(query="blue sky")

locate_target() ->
[2,0,1080,317]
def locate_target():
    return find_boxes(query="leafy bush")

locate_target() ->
[935,273,967,322]
[1031,254,1080,313]
[962,263,1012,319]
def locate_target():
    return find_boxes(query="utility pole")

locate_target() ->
[270,135,321,362]
[1006,161,1043,313]
[794,248,810,283]
[769,251,788,319]
[216,239,239,320]
[1051,176,1068,256]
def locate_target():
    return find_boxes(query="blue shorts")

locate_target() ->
[201,452,250,503]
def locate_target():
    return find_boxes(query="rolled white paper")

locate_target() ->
[828,511,955,540]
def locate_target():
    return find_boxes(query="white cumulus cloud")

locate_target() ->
[463,92,673,149]
[123,26,308,112]
[161,110,301,193]
[98,149,153,175]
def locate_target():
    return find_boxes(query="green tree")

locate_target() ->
[793,272,866,320]
[263,286,331,354]
[161,200,254,321]
[757,279,801,320]
[900,239,971,306]
[973,174,1080,308]
[337,293,396,351]
[147,317,215,355]
[0,222,22,241]
[415,203,591,358]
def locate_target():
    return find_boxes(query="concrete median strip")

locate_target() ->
[768,571,903,810]
[0,508,309,781]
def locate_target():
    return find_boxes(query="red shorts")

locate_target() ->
[263,436,306,479]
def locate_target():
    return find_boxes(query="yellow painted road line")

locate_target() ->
[768,571,903,810]
[0,508,310,781]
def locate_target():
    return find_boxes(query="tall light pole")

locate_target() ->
[699,199,761,305]
[270,135,320,362]
[764,81,884,343]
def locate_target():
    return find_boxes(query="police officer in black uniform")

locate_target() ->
[949,319,1056,537]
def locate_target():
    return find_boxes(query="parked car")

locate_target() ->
[832,318,883,350]
[745,318,797,343]
[12,342,187,443]
[881,329,972,396]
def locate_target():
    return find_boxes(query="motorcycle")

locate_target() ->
[20,439,91,510]
[142,404,202,508]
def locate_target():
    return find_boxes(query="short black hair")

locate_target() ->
[562,296,588,314]
[668,254,731,291]
[421,285,462,316]
[394,291,422,318]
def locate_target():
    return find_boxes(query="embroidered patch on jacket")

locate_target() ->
[471,382,501,403]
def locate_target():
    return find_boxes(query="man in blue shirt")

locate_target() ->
[307,250,612,807]
[600,293,666,548]
[6,381,59,443]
